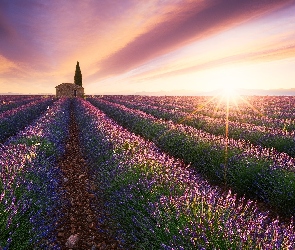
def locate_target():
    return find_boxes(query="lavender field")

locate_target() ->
[1,95,295,249]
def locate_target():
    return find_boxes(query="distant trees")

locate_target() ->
[74,61,82,86]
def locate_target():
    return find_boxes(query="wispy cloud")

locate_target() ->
[129,44,295,83]
[94,0,295,79]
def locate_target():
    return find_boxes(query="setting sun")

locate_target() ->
[221,84,239,99]
[216,83,241,107]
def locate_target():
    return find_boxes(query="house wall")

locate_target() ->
[56,83,84,97]
[75,87,84,97]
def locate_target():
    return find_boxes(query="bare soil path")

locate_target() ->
[55,102,120,249]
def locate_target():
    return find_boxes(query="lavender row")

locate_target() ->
[102,95,295,157]
[0,95,35,105]
[88,97,295,217]
[94,98,295,171]
[74,98,295,249]
[90,97,295,171]
[102,96,295,171]
[0,98,70,249]
[0,96,43,114]
[184,95,295,127]
[0,97,56,143]
[102,95,295,131]
[0,96,54,120]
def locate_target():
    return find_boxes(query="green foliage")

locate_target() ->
[12,136,56,157]
[0,171,46,249]
[74,61,82,86]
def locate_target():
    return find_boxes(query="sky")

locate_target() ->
[1,0,295,95]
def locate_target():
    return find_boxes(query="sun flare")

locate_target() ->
[221,85,239,100]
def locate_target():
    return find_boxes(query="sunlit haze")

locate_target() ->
[1,0,295,95]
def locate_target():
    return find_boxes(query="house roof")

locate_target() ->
[55,83,84,89]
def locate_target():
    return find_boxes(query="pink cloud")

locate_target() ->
[94,0,295,79]
[0,1,136,68]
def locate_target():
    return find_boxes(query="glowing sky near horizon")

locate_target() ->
[1,0,295,94]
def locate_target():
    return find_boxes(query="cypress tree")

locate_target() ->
[74,61,82,86]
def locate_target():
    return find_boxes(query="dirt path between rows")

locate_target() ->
[55,103,120,249]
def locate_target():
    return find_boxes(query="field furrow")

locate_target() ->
[55,101,120,249]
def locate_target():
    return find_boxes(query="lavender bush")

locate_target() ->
[0,98,70,249]
[0,95,42,113]
[0,97,56,143]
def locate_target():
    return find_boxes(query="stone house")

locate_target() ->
[55,83,84,97]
